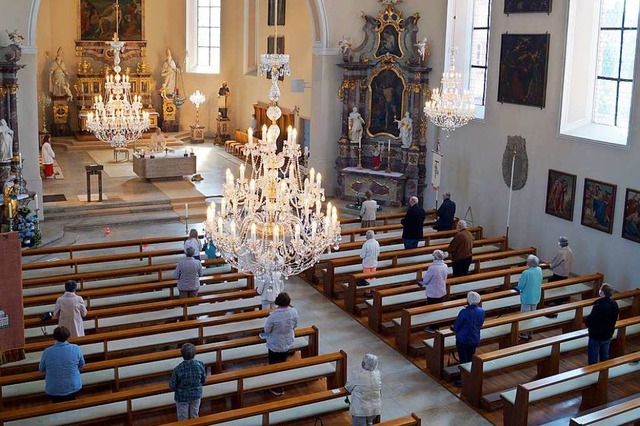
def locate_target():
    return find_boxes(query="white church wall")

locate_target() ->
[438,2,640,289]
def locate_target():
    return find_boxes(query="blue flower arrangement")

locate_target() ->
[13,206,42,248]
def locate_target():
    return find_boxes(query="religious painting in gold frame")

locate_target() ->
[78,0,144,41]
[367,66,406,138]
[374,5,404,59]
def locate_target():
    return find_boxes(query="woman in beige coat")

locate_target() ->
[53,280,87,337]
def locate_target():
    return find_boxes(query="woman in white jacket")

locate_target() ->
[345,353,382,426]
[53,280,87,337]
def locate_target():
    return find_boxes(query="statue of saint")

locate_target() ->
[160,49,178,99]
[49,47,74,101]
[395,112,413,148]
[348,107,365,144]
[218,82,230,118]
[415,37,428,64]
[150,127,166,152]
[0,119,14,162]
[3,177,19,219]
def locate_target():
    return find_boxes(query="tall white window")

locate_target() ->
[186,0,221,74]
[446,0,492,119]
[560,0,639,146]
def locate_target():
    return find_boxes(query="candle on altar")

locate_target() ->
[388,139,391,153]
[35,194,39,211]
[185,203,189,218]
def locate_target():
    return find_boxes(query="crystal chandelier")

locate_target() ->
[423,47,476,136]
[203,0,340,282]
[86,0,150,148]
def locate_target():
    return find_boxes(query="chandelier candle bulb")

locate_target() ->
[230,220,236,239]
[294,224,301,240]
[316,173,322,188]
[316,200,321,216]
[273,224,279,244]
[309,168,315,184]
[248,127,253,141]
[221,199,226,216]
[327,202,333,217]
[239,164,245,181]
[217,217,223,232]
[250,223,257,241]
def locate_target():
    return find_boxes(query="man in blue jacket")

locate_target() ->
[515,255,543,339]
[453,291,485,386]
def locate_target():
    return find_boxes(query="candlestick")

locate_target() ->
[357,141,362,169]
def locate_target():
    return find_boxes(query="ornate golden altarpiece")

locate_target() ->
[336,3,431,206]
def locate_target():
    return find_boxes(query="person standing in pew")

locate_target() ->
[39,326,85,403]
[514,255,543,340]
[401,196,426,249]
[585,283,619,364]
[264,292,299,396]
[548,236,574,282]
[169,343,207,421]
[360,230,381,291]
[434,192,456,231]
[345,354,382,426]
[256,272,284,310]
[184,229,203,261]
[360,191,378,228]
[418,249,448,304]
[53,280,87,337]
[452,292,485,386]
[174,246,203,298]
[447,220,474,277]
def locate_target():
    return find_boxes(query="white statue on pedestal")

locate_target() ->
[395,112,413,148]
[0,120,14,162]
[160,49,178,99]
[348,107,365,144]
[150,128,166,152]
[415,37,428,63]
[49,47,74,101]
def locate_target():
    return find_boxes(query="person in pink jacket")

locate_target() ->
[54,280,87,337]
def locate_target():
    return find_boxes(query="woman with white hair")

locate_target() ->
[452,291,485,386]
[418,249,448,304]
[345,354,382,426]
[360,230,380,288]
[514,254,543,339]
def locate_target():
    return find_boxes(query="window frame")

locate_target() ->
[186,0,222,75]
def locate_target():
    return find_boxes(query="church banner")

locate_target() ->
[431,153,442,190]
[0,232,24,365]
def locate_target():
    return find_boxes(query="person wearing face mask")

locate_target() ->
[585,283,619,364]
[548,236,574,282]
[345,354,382,426]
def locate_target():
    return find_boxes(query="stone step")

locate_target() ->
[47,209,183,230]
[44,199,174,214]
[44,203,175,220]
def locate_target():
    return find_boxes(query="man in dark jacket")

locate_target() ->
[434,192,456,231]
[401,196,426,249]
[453,291,485,386]
[585,283,619,364]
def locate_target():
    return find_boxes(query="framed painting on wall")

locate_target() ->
[497,34,550,108]
[79,0,144,41]
[545,169,576,221]
[504,0,552,14]
[581,178,617,234]
[367,68,405,138]
[622,188,640,243]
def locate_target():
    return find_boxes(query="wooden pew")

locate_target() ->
[569,394,640,426]
[501,351,640,426]
[392,270,592,352]
[370,264,555,334]
[340,211,407,228]
[378,414,422,426]
[22,258,230,296]
[3,309,273,375]
[0,352,347,426]
[0,327,319,408]
[23,272,254,316]
[24,290,261,339]
[425,288,640,379]
[322,229,492,298]
[461,316,640,410]
[160,388,351,426]
[343,247,538,314]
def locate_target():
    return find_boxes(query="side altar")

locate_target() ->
[335,3,431,206]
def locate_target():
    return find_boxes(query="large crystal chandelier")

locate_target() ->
[423,47,476,136]
[203,0,340,282]
[86,0,150,148]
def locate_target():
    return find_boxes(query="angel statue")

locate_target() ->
[338,36,353,63]
[394,112,413,148]
[348,107,365,145]
[415,37,428,64]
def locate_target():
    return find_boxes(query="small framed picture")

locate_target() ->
[504,0,552,14]
[622,188,640,243]
[545,169,577,221]
[581,178,617,234]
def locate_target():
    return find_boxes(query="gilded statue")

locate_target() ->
[49,47,74,101]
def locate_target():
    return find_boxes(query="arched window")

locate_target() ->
[560,0,639,146]
[446,0,492,120]
[186,0,222,74]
